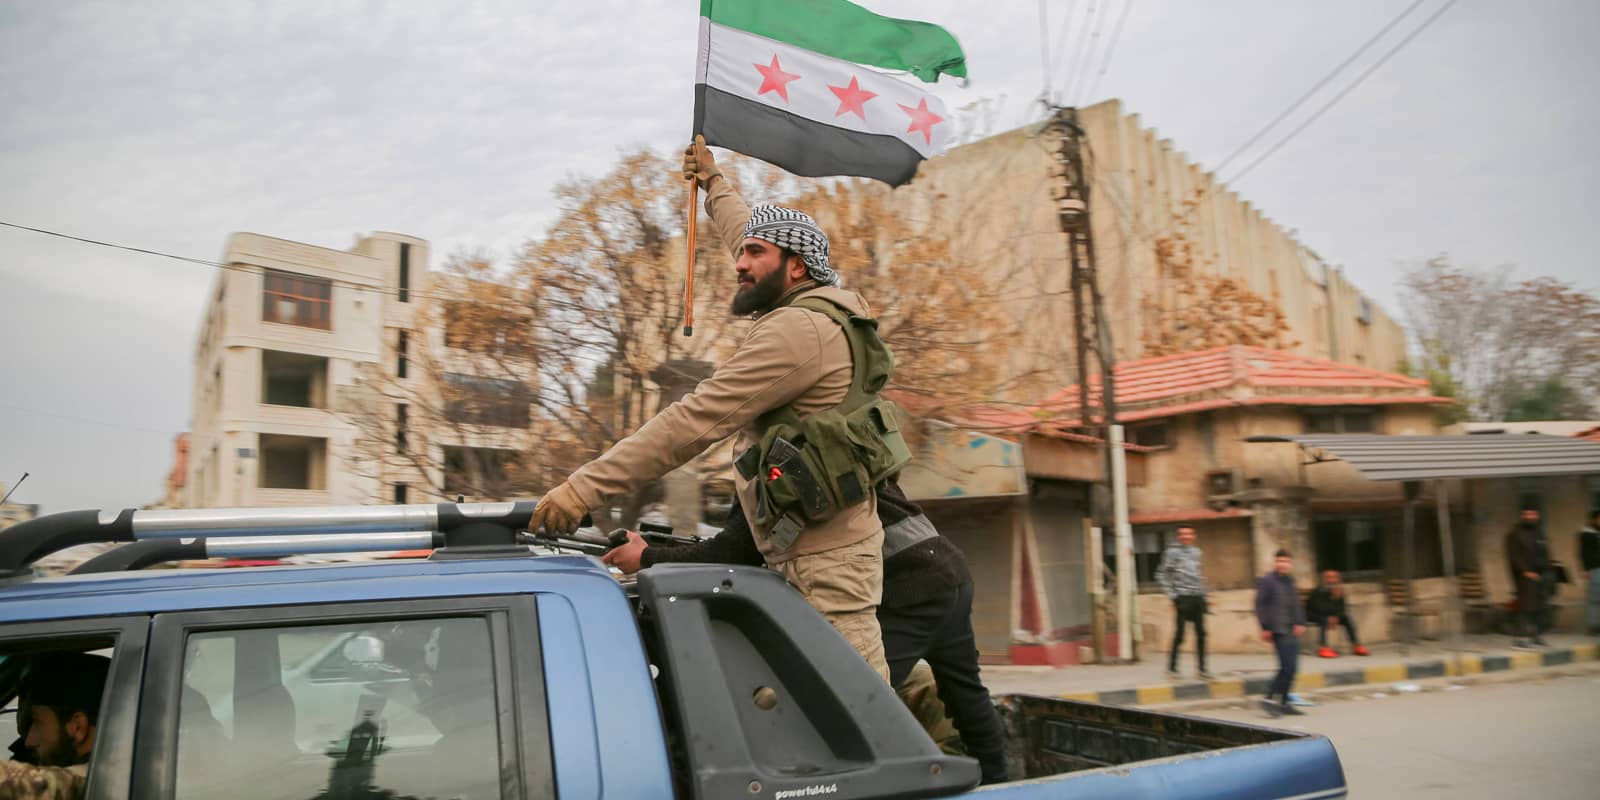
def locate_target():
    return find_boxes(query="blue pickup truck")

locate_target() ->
[0,502,1347,799]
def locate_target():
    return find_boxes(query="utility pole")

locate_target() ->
[1047,107,1128,661]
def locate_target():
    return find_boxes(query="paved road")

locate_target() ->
[1192,665,1600,799]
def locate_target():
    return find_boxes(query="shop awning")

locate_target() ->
[1244,433,1600,482]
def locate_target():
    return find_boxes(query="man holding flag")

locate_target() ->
[530,0,966,683]
[534,136,893,677]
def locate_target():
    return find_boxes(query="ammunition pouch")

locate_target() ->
[737,295,913,550]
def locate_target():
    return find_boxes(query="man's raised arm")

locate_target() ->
[683,135,750,258]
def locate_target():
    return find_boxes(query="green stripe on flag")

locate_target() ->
[701,0,965,83]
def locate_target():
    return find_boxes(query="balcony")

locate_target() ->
[258,433,328,491]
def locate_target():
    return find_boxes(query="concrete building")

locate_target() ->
[185,231,433,508]
[885,100,1409,403]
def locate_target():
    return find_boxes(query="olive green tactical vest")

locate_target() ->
[736,294,914,551]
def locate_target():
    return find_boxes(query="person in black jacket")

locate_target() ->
[602,476,1007,784]
[1579,508,1600,635]
[1254,550,1306,719]
[1306,570,1368,658]
[1505,507,1551,649]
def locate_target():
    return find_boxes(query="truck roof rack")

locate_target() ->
[0,501,598,578]
[68,531,450,574]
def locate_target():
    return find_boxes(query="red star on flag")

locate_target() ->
[899,98,944,146]
[753,55,801,102]
[829,76,878,120]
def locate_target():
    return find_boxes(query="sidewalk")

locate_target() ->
[978,634,1600,706]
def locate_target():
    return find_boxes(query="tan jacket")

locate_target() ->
[566,175,881,563]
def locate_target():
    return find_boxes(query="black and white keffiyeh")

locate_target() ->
[742,204,837,286]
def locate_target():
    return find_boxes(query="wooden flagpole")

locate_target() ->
[683,175,699,337]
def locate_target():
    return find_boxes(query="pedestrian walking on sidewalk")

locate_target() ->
[1156,526,1212,680]
[1505,507,1551,649]
[1255,549,1306,718]
[1579,508,1600,636]
[1307,570,1369,658]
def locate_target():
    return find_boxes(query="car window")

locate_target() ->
[0,641,117,780]
[175,617,502,800]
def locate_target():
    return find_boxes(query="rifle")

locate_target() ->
[533,516,706,556]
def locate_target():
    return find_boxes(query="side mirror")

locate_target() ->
[342,635,385,664]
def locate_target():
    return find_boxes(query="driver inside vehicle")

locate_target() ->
[1,651,112,800]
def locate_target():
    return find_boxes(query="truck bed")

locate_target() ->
[970,694,1347,798]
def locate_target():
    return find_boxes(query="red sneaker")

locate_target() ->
[1353,645,1370,656]
[1317,647,1338,658]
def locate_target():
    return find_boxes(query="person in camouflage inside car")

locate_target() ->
[0,653,111,800]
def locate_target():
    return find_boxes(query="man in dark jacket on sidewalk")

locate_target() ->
[1505,507,1551,649]
[1255,549,1306,718]
[603,477,1008,784]
[1579,508,1600,635]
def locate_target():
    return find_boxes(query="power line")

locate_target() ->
[1,216,1075,327]
[1114,0,1456,248]
[0,401,178,437]
[1037,0,1054,106]
[1045,0,1082,104]
[0,219,704,323]
[1081,0,1135,104]
[1223,0,1458,186]
[1057,0,1102,106]
[0,220,226,269]
[1210,0,1430,178]
[1063,0,1110,106]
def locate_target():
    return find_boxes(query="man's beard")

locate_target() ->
[731,267,788,316]
[34,733,77,768]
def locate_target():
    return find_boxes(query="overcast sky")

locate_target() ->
[2,0,1595,514]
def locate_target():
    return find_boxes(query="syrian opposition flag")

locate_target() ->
[694,0,966,187]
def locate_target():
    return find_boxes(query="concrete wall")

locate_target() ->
[894,101,1408,402]
[898,423,1027,501]
[1076,101,1409,373]
[1128,405,1440,513]
[1198,518,1256,591]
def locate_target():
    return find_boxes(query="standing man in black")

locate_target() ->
[1156,526,1211,680]
[603,477,1008,785]
[1505,506,1551,649]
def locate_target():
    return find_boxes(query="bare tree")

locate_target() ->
[346,253,559,503]
[343,147,1048,521]
[1400,256,1599,420]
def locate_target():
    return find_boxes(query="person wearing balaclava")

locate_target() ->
[530,136,891,682]
[1505,506,1551,649]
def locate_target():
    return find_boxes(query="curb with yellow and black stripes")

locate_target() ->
[1051,642,1599,706]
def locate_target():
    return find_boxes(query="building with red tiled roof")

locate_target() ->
[897,345,1464,665]
[954,345,1451,435]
